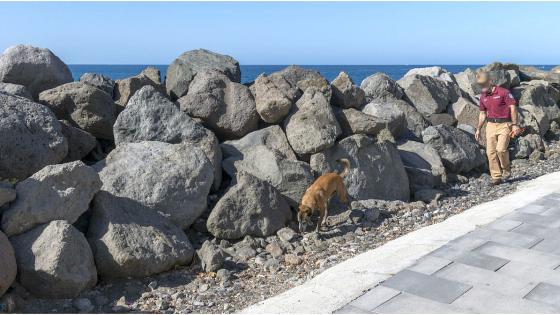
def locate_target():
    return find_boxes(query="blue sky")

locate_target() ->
[0,2,559,65]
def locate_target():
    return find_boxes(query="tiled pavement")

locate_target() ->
[336,193,560,313]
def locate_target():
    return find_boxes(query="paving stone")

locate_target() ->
[475,241,560,269]
[532,198,560,210]
[435,262,534,297]
[431,242,509,271]
[372,292,467,313]
[466,227,543,248]
[541,193,560,201]
[502,212,560,228]
[381,270,472,304]
[408,256,452,275]
[451,287,559,313]
[511,223,559,238]
[515,204,548,215]
[524,282,560,308]
[445,235,488,251]
[531,235,560,255]
[334,304,370,314]
[540,208,560,216]
[484,219,523,231]
[498,261,560,289]
[348,286,400,311]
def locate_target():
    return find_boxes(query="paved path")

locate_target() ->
[337,192,560,313]
[242,172,560,314]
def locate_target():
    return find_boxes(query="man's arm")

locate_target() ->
[475,111,486,141]
[510,105,521,134]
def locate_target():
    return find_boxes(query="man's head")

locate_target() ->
[476,70,493,91]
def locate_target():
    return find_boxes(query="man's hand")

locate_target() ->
[511,124,521,136]
[475,128,481,141]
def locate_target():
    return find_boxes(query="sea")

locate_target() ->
[67,65,557,84]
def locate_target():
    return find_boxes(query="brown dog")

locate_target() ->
[297,159,350,233]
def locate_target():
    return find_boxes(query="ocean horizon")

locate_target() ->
[68,64,557,85]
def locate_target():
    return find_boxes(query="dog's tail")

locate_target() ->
[336,158,350,178]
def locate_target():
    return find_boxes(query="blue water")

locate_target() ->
[68,65,556,85]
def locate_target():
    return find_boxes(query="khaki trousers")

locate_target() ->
[485,122,511,179]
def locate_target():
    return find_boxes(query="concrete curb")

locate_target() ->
[241,172,560,314]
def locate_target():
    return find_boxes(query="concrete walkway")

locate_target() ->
[242,171,560,314]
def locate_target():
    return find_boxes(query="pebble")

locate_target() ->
[284,254,303,266]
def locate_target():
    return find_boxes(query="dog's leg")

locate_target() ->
[316,202,326,232]
[322,201,329,228]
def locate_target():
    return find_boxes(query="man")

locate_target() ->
[475,70,521,185]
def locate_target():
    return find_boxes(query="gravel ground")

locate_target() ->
[6,139,560,314]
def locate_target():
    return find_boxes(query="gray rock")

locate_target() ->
[114,85,222,190]
[274,65,332,101]
[1,161,101,236]
[518,84,560,123]
[141,66,162,84]
[398,74,459,115]
[197,240,228,272]
[520,104,550,137]
[73,297,94,313]
[403,66,457,83]
[360,72,404,102]
[414,188,444,203]
[0,45,72,99]
[0,83,32,100]
[10,220,97,298]
[458,124,476,135]
[0,92,67,180]
[448,97,485,145]
[0,182,16,208]
[276,227,297,243]
[59,120,97,162]
[361,101,406,138]
[334,107,387,137]
[383,97,431,140]
[512,133,545,159]
[519,66,560,84]
[113,68,165,109]
[398,140,446,191]
[284,88,341,155]
[455,68,480,103]
[0,231,16,297]
[166,49,241,100]
[331,71,365,109]
[552,66,560,74]
[79,73,115,96]
[426,113,457,126]
[310,134,410,201]
[97,141,214,229]
[422,125,486,173]
[207,173,292,240]
[88,191,194,279]
[221,125,297,176]
[529,150,544,161]
[178,69,259,140]
[252,73,299,123]
[38,82,117,140]
[231,145,314,207]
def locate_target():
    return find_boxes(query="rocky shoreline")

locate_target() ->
[0,44,560,313]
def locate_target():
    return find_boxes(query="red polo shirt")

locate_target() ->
[479,86,517,119]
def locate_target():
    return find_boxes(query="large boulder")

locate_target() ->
[1,161,101,237]
[0,92,67,180]
[397,140,446,191]
[511,134,545,159]
[273,65,332,101]
[113,67,165,109]
[397,74,459,115]
[59,120,97,162]
[96,141,213,229]
[0,83,32,100]
[334,107,387,137]
[518,84,560,122]
[0,45,72,99]
[10,220,97,298]
[519,66,560,84]
[310,135,410,201]
[284,88,341,155]
[360,72,404,101]
[88,191,194,279]
[79,73,115,96]
[0,231,16,297]
[230,145,314,207]
[207,173,291,240]
[166,49,241,100]
[426,113,457,126]
[361,101,406,138]
[38,82,117,140]
[252,73,300,123]
[178,70,259,140]
[197,240,228,272]
[382,97,431,140]
[331,71,365,109]
[422,125,486,173]
[221,125,297,174]
[0,182,16,208]
[447,97,485,145]
[403,66,457,83]
[455,68,480,103]
[519,104,550,137]
[114,85,222,190]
